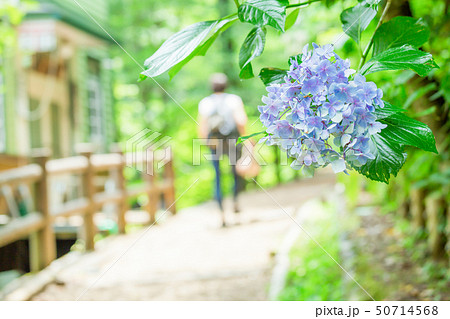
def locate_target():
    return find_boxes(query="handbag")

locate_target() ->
[236,140,260,178]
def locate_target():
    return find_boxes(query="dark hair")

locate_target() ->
[210,73,228,92]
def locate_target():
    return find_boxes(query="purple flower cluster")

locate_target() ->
[258,43,386,175]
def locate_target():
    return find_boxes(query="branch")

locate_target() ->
[287,0,323,9]
[358,0,392,70]
[233,0,240,9]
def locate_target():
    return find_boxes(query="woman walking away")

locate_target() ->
[198,73,248,227]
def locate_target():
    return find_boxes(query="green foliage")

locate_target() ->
[379,112,437,154]
[404,83,437,109]
[340,1,377,44]
[355,102,437,183]
[413,168,450,189]
[372,16,430,56]
[237,130,267,144]
[278,202,345,301]
[338,171,364,209]
[258,67,287,85]
[169,17,238,79]
[236,0,290,78]
[239,26,267,79]
[137,0,440,187]
[353,129,407,184]
[372,100,406,119]
[440,74,450,102]
[361,45,439,76]
[142,20,219,78]
[237,0,289,32]
[142,0,292,79]
[288,53,303,66]
[258,52,303,86]
[0,1,31,54]
[284,8,300,31]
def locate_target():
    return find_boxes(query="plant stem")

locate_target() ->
[287,0,323,9]
[222,12,238,20]
[233,0,240,9]
[358,0,392,71]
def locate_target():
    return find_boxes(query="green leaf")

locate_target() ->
[168,17,238,79]
[239,63,255,79]
[258,67,287,86]
[360,45,439,77]
[403,83,436,109]
[412,106,437,118]
[238,0,289,32]
[353,131,406,183]
[142,20,218,78]
[353,102,437,183]
[355,102,438,183]
[379,112,438,153]
[340,2,377,44]
[288,53,303,66]
[325,0,338,7]
[239,26,267,79]
[373,17,430,56]
[237,131,268,144]
[285,8,300,31]
[138,73,148,82]
[373,101,405,120]
[197,18,237,56]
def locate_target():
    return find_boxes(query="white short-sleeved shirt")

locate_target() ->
[198,93,247,135]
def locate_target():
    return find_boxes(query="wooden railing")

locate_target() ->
[0,145,176,272]
[0,154,29,172]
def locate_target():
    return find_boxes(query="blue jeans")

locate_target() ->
[212,159,239,210]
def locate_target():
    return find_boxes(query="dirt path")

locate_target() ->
[32,174,335,301]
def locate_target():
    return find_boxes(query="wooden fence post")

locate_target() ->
[30,149,56,271]
[112,144,128,234]
[164,149,176,214]
[144,155,158,224]
[78,145,96,251]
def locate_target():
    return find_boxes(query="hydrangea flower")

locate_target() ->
[258,43,386,175]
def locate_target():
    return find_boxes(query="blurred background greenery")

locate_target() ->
[1,0,448,300]
[108,0,449,209]
[108,0,449,300]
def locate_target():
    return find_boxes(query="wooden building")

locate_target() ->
[0,0,115,171]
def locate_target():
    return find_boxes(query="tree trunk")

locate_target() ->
[410,188,426,229]
[218,0,235,79]
[426,194,446,260]
[386,1,449,259]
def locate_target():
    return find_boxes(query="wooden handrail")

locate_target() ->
[0,213,45,247]
[124,152,147,165]
[0,144,176,272]
[46,156,88,176]
[91,153,123,172]
[51,198,90,218]
[123,148,173,165]
[126,184,148,198]
[0,164,42,186]
[93,191,123,206]
[0,153,28,167]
